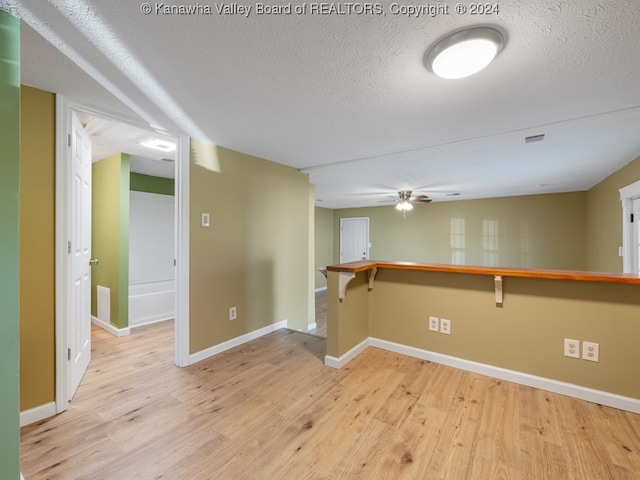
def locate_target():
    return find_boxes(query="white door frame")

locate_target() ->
[339,217,370,263]
[55,95,191,413]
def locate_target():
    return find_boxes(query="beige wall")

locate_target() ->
[586,155,640,272]
[329,268,640,400]
[326,271,369,358]
[189,140,312,353]
[333,192,588,270]
[19,86,56,411]
[314,207,334,289]
[2,12,21,476]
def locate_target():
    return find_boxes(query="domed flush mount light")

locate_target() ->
[425,27,504,79]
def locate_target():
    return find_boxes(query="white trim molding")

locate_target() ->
[20,402,56,427]
[174,134,190,367]
[307,322,317,332]
[325,337,640,414]
[91,316,131,337]
[189,320,288,365]
[324,338,370,369]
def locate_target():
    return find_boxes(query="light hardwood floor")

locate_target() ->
[309,289,327,338]
[21,320,640,479]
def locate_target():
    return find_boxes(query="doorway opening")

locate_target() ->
[55,96,190,413]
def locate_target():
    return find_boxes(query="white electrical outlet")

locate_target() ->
[429,316,439,332]
[564,338,580,358]
[582,341,599,362]
[229,306,237,320]
[440,318,451,335]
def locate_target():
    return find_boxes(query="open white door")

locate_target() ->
[68,112,92,400]
[340,217,369,263]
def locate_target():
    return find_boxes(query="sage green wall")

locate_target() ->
[329,268,640,400]
[189,140,311,353]
[314,207,334,289]
[130,171,175,196]
[0,9,21,479]
[20,86,56,411]
[586,155,640,272]
[334,192,587,270]
[92,153,130,328]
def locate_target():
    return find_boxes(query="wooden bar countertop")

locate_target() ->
[326,260,640,285]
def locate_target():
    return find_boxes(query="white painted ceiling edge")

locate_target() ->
[13,0,640,208]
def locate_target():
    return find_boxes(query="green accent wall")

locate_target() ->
[0,8,21,479]
[130,171,175,196]
[92,153,130,329]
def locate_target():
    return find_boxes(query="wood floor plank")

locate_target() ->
[21,320,640,479]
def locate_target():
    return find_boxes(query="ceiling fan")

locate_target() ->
[381,190,432,218]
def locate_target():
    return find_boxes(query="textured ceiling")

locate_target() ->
[11,0,640,208]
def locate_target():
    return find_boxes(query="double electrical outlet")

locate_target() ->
[229,306,237,321]
[564,338,599,362]
[429,316,450,335]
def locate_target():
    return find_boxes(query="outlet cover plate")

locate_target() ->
[440,318,451,335]
[429,316,439,332]
[229,306,237,321]
[582,341,599,362]
[564,338,580,358]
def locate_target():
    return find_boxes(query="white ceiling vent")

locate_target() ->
[524,134,545,144]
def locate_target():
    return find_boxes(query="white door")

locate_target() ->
[69,112,92,400]
[340,217,369,263]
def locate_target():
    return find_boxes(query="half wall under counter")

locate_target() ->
[325,261,640,413]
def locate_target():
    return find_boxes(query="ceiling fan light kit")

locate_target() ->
[425,27,504,79]
[396,201,413,211]
[392,190,432,218]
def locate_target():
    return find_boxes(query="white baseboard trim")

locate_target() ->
[130,316,173,329]
[189,320,288,365]
[21,473,25,480]
[20,401,56,427]
[307,322,317,332]
[91,316,131,337]
[326,336,640,414]
[324,338,370,369]
[314,286,327,293]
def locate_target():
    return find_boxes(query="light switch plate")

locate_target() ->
[202,213,210,227]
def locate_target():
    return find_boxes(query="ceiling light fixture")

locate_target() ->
[141,138,176,152]
[395,201,413,211]
[425,27,504,79]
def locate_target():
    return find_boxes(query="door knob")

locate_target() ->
[89,258,99,266]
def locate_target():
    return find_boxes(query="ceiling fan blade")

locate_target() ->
[414,198,432,203]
